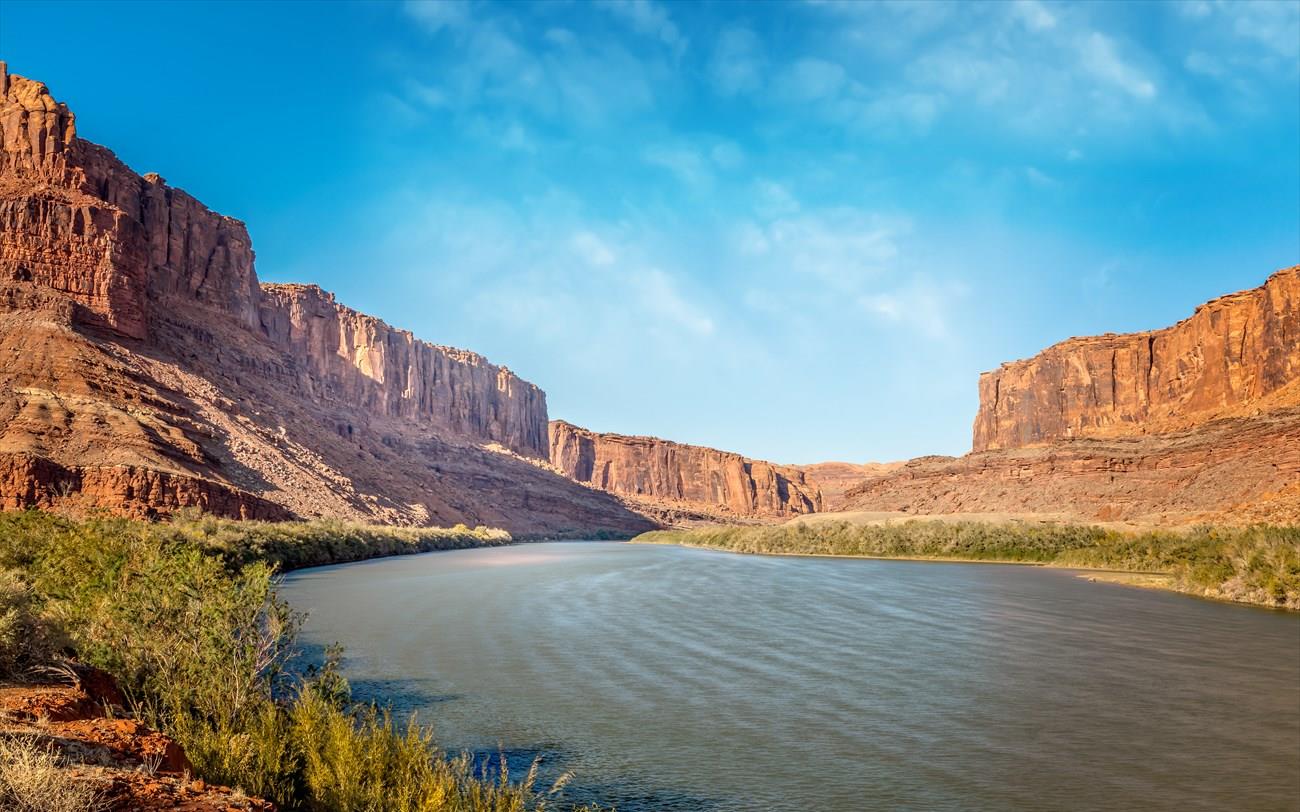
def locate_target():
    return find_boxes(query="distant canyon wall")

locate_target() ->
[550,420,822,518]
[0,64,547,459]
[841,266,1300,525]
[973,267,1300,451]
[795,461,904,511]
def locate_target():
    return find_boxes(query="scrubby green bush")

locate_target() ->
[0,510,592,811]
[0,568,57,677]
[636,520,1300,609]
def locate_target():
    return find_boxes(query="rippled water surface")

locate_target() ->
[281,542,1300,812]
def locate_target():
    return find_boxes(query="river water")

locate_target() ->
[281,542,1300,811]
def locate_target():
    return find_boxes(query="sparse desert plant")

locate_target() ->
[0,735,102,812]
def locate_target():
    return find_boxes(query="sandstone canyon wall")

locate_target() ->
[973,268,1299,451]
[550,420,822,518]
[795,461,904,511]
[843,266,1300,524]
[0,64,650,535]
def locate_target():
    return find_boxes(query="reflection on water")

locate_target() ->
[282,542,1300,812]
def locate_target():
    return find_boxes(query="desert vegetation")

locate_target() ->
[0,510,595,811]
[634,520,1300,609]
[0,735,104,812]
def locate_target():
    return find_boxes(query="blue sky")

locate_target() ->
[2,0,1297,463]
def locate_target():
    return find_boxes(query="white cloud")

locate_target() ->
[1225,0,1300,59]
[709,26,764,96]
[572,231,616,266]
[1024,166,1059,187]
[1183,51,1224,77]
[858,276,964,339]
[372,193,726,369]
[752,180,800,219]
[1012,0,1057,31]
[710,140,745,170]
[732,221,770,256]
[399,4,660,129]
[1077,32,1157,100]
[634,268,715,336]
[753,209,905,290]
[643,144,713,188]
[596,0,687,57]
[404,0,471,33]
[1178,1,1213,19]
[858,91,943,134]
[774,58,847,102]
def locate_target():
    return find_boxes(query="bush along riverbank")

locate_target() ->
[633,520,1300,610]
[0,510,601,811]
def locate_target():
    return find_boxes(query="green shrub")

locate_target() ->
[0,510,596,811]
[637,520,1300,609]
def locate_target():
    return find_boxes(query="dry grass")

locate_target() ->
[0,735,102,812]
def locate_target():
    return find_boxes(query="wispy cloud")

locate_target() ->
[708,25,764,96]
[1077,32,1156,100]
[398,1,663,129]
[859,275,966,339]
[596,0,687,58]
[643,144,713,188]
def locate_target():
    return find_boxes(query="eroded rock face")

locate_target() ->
[973,267,1300,451]
[259,284,547,458]
[0,64,647,534]
[839,268,1300,525]
[550,420,822,518]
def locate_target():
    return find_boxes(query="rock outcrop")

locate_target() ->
[795,461,903,510]
[973,268,1299,451]
[0,64,651,535]
[841,267,1300,525]
[550,420,822,518]
[0,672,274,811]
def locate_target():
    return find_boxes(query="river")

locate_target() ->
[281,541,1300,811]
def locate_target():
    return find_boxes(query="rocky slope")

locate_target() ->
[0,64,652,535]
[550,420,822,518]
[0,671,273,811]
[844,267,1300,524]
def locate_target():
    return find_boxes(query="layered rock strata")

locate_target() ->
[973,268,1299,451]
[795,461,903,511]
[845,408,1300,524]
[841,267,1300,524]
[550,420,822,518]
[0,64,649,535]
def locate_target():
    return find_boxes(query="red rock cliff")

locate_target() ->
[550,420,822,517]
[0,65,647,533]
[258,284,547,458]
[0,65,547,459]
[973,267,1300,451]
